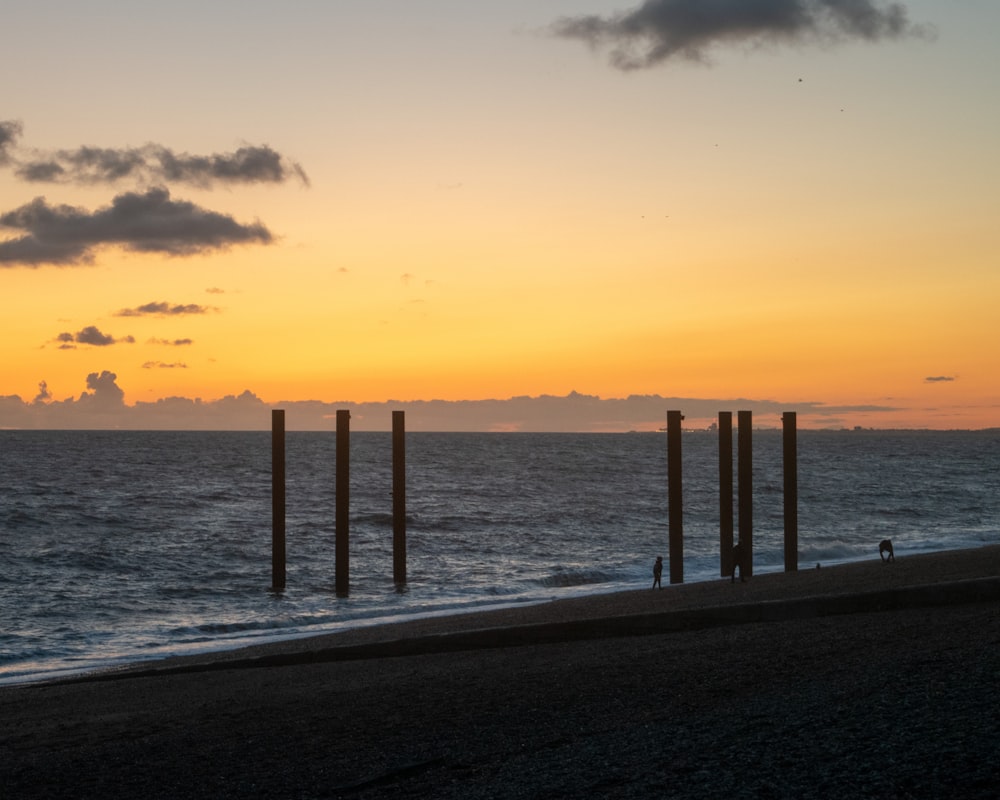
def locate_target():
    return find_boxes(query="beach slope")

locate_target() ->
[1,546,997,799]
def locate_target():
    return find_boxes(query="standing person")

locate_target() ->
[730,541,746,583]
[652,556,663,589]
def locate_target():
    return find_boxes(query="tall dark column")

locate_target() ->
[667,410,684,584]
[271,409,286,591]
[783,411,798,572]
[718,411,734,577]
[335,409,350,596]
[738,410,753,579]
[392,410,407,585]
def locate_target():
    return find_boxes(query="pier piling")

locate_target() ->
[336,409,350,597]
[783,411,798,572]
[718,411,734,577]
[738,410,753,578]
[667,410,684,584]
[392,410,407,585]
[271,409,286,591]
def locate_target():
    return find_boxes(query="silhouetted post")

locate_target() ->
[719,411,734,577]
[271,409,286,591]
[783,411,798,572]
[738,410,753,578]
[335,409,350,597]
[667,410,684,584]
[392,410,407,585]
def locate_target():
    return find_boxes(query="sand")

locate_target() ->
[1,546,997,799]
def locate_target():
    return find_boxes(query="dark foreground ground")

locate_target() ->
[1,546,998,799]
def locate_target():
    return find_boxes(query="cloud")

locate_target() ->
[155,144,310,188]
[17,146,145,184]
[0,124,309,188]
[0,123,297,267]
[80,370,126,409]
[0,187,272,266]
[115,301,216,317]
[0,381,913,431]
[550,0,930,70]
[147,338,194,346]
[0,120,22,165]
[33,380,51,404]
[55,325,135,348]
[925,375,956,383]
[142,361,188,369]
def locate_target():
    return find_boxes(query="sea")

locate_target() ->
[1,429,998,685]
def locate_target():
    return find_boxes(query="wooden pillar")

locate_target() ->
[783,411,798,572]
[335,409,350,597]
[667,410,684,584]
[738,410,753,578]
[392,410,407,585]
[718,411,734,577]
[271,409,286,591]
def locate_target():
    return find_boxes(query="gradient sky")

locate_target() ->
[2,1,998,429]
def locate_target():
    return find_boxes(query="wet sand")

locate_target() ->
[2,546,998,798]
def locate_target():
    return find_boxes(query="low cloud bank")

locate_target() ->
[1,374,895,431]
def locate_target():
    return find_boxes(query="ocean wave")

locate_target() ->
[799,541,879,564]
[168,612,340,639]
[536,567,617,588]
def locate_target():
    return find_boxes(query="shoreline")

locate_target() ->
[2,544,997,798]
[3,544,978,688]
[76,543,1000,682]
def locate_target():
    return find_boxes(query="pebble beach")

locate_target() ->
[2,545,997,798]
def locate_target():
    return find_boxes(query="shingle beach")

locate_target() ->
[2,545,997,798]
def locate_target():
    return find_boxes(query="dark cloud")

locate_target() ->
[3,130,309,188]
[16,161,66,182]
[80,370,126,409]
[925,375,956,383]
[17,145,146,184]
[0,123,302,267]
[55,325,135,347]
[551,0,930,70]
[147,338,194,346]
[142,361,188,369]
[115,301,215,317]
[0,120,22,165]
[33,380,51,404]
[155,145,310,188]
[0,187,273,266]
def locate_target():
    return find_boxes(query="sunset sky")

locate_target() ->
[2,1,998,430]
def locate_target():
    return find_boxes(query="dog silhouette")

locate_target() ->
[879,539,895,563]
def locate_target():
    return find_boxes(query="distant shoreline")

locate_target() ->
[3,426,1000,433]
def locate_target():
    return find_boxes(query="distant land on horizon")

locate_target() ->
[0,371,989,433]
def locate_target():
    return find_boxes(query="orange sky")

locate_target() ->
[1,1,997,430]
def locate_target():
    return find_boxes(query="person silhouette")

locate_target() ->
[730,542,747,583]
[652,556,663,589]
